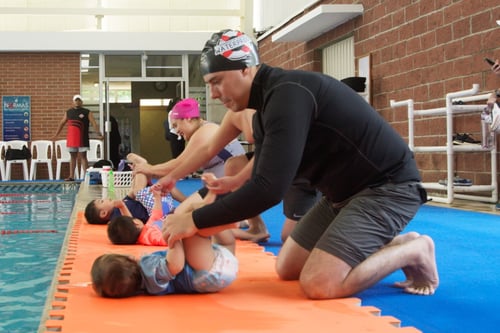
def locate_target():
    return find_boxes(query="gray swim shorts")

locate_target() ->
[245,153,321,221]
[290,181,424,268]
[283,178,321,221]
[67,147,89,153]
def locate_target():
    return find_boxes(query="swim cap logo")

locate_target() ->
[200,29,259,75]
[214,30,252,62]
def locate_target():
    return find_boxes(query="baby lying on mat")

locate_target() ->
[107,187,173,246]
[84,154,184,226]
[91,239,238,297]
[91,190,239,297]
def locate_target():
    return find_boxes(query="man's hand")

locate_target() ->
[202,173,239,194]
[150,185,163,199]
[162,212,198,247]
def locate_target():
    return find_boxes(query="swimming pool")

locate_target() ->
[0,183,79,333]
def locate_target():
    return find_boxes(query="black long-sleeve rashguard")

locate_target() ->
[193,64,421,229]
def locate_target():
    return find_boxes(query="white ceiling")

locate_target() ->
[0,1,365,51]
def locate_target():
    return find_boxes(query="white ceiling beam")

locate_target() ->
[0,7,241,17]
[0,31,213,52]
[271,4,363,42]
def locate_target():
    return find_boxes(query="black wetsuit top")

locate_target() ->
[193,64,420,228]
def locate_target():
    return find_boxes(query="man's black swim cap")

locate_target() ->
[200,29,260,76]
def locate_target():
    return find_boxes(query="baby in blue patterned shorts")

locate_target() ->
[91,241,238,297]
[91,192,238,297]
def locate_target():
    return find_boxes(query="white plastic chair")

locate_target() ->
[88,139,104,165]
[5,140,29,180]
[81,139,104,176]
[0,141,6,180]
[55,139,79,180]
[29,140,54,180]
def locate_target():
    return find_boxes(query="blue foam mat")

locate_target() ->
[176,179,500,333]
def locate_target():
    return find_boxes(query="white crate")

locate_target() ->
[100,171,133,188]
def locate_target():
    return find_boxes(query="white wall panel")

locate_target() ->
[322,36,354,80]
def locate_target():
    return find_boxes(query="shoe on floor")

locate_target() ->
[452,133,481,145]
[438,177,472,186]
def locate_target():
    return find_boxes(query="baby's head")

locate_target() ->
[107,215,143,244]
[84,198,115,224]
[91,253,142,298]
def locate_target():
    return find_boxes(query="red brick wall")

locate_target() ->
[0,53,80,179]
[258,0,500,187]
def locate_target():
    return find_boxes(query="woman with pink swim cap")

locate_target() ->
[170,98,201,120]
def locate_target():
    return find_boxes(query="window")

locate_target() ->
[81,54,100,103]
[146,55,182,77]
[105,55,142,77]
[322,36,354,80]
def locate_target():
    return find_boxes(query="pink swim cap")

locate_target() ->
[170,98,200,119]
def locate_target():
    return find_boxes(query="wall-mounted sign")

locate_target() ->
[2,96,31,141]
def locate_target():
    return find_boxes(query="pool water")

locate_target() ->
[0,183,79,333]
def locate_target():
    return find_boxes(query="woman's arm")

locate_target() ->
[156,113,243,190]
[133,159,180,178]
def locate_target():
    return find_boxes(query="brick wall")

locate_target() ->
[258,0,500,188]
[0,53,80,179]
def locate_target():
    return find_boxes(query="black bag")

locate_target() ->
[5,145,31,160]
[93,159,113,169]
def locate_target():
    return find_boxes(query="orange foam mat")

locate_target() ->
[42,211,420,333]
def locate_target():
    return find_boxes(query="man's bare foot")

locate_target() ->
[393,267,416,288]
[232,228,270,243]
[238,220,250,228]
[232,216,270,243]
[402,235,439,295]
[388,232,420,288]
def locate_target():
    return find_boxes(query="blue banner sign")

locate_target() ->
[2,96,31,141]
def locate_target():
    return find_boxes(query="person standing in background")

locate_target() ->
[489,58,500,76]
[52,95,102,181]
[108,115,122,169]
[164,98,186,159]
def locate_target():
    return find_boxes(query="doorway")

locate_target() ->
[104,80,183,164]
[139,105,172,165]
[82,53,206,163]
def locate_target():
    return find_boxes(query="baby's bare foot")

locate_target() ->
[127,153,148,165]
